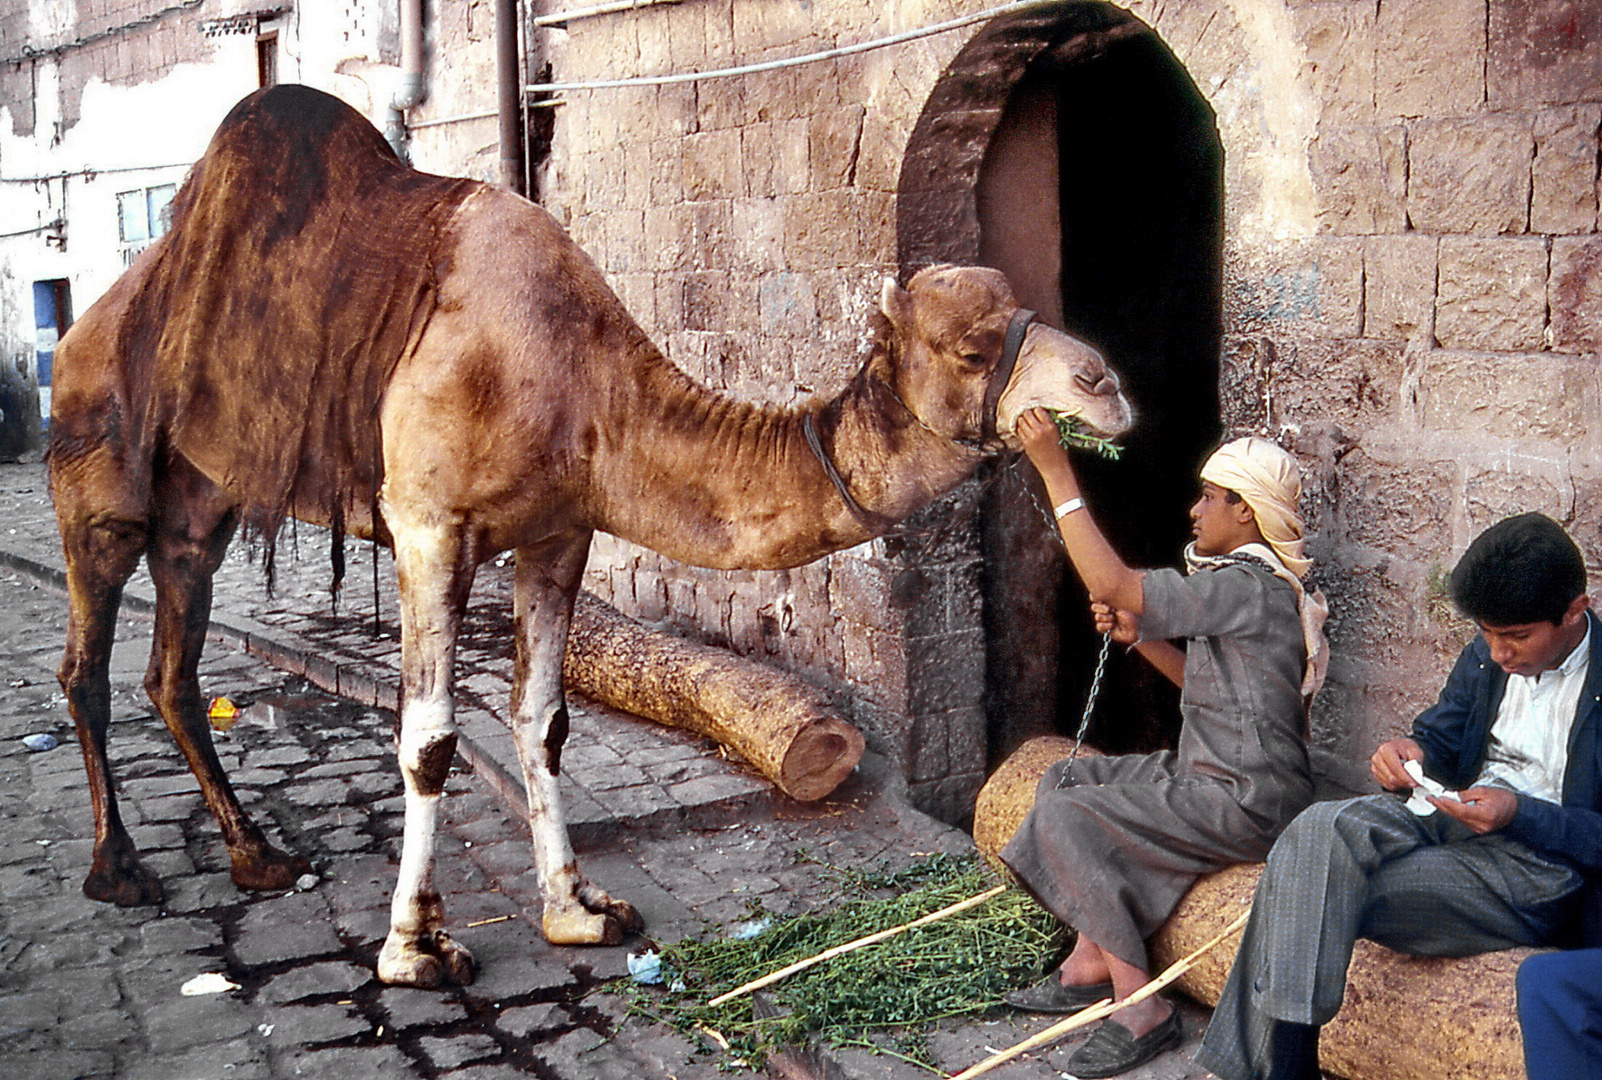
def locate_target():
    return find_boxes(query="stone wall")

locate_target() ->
[544,0,1602,818]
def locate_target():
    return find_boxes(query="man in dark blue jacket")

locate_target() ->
[1195,513,1602,1080]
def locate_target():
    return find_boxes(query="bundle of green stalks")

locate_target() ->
[1050,411,1123,460]
[608,854,1064,1070]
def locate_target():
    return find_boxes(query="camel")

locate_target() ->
[48,85,1132,987]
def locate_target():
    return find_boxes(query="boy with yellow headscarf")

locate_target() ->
[997,409,1325,1079]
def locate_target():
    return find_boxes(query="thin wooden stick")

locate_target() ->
[947,906,1253,1080]
[707,884,1008,1007]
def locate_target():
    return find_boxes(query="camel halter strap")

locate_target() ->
[982,307,1036,447]
[802,412,897,535]
[803,304,1034,535]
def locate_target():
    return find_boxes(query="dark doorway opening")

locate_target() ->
[977,20,1223,763]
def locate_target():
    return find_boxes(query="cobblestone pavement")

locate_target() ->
[0,461,1217,1080]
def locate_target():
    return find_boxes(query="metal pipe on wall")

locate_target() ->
[385,0,425,158]
[496,0,525,195]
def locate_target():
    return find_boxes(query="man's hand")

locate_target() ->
[1091,601,1140,645]
[1371,737,1425,791]
[1432,786,1519,834]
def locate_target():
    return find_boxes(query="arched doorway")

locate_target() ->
[898,2,1224,765]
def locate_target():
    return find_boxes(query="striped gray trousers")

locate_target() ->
[1194,793,1584,1080]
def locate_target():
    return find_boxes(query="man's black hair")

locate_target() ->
[1450,513,1587,626]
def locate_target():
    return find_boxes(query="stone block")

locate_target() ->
[1436,236,1549,352]
[685,200,733,271]
[1550,235,1602,353]
[1337,452,1454,561]
[733,0,812,51]
[142,993,256,1054]
[232,892,343,966]
[1408,116,1533,234]
[1229,240,1364,336]
[260,1003,370,1046]
[1293,2,1375,125]
[682,128,743,201]
[856,112,908,193]
[906,630,985,716]
[828,556,898,632]
[840,621,909,714]
[1310,126,1406,234]
[378,986,468,1030]
[1532,105,1601,235]
[1464,468,1569,540]
[909,713,949,782]
[1375,0,1484,118]
[1488,1,1602,111]
[260,961,372,1005]
[1363,234,1437,342]
[1418,351,1596,442]
[1270,336,1405,433]
[809,104,866,191]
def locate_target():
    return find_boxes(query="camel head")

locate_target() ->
[875,265,1133,453]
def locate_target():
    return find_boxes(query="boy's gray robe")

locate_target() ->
[1000,564,1313,970]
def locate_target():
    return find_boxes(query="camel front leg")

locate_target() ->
[512,534,643,945]
[376,514,476,988]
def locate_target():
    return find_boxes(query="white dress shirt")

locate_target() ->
[1475,624,1592,804]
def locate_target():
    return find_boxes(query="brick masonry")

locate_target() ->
[545,0,1602,809]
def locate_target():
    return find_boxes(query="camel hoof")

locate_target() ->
[377,930,476,988]
[543,906,623,946]
[579,884,644,935]
[83,859,164,907]
[230,846,312,891]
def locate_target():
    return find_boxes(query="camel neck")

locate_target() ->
[588,351,980,571]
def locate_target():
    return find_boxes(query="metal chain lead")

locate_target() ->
[1059,631,1111,787]
[1007,457,1114,788]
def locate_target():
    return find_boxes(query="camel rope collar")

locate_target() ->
[802,306,1036,532]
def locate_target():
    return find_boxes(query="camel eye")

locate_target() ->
[961,351,987,367]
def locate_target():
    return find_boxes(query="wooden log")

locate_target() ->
[970,735,1100,863]
[564,592,864,802]
[974,736,1533,1080]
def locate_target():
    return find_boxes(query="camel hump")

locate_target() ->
[175,85,418,258]
[111,84,481,569]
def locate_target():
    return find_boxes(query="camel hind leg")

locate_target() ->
[511,533,643,945]
[54,476,160,906]
[376,509,476,987]
[143,454,311,891]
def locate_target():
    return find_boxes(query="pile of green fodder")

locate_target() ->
[608,853,1065,1070]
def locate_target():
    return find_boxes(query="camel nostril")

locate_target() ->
[1094,375,1120,396]
[1074,371,1098,393]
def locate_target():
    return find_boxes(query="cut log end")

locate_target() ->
[777,720,866,802]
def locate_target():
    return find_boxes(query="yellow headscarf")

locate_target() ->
[1200,436,1311,579]
[1198,436,1328,700]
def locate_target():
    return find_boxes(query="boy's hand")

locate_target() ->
[1432,787,1518,834]
[1371,737,1425,791]
[1091,601,1140,645]
[1017,408,1071,474]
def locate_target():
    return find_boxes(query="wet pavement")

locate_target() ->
[0,461,1217,1080]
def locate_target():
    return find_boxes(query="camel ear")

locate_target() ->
[879,277,914,336]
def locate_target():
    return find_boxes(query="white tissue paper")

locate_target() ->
[1403,759,1460,816]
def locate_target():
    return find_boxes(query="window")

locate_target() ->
[117,184,177,246]
[257,32,278,87]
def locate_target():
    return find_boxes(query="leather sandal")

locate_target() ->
[1002,974,1114,1013]
[1065,1008,1183,1078]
